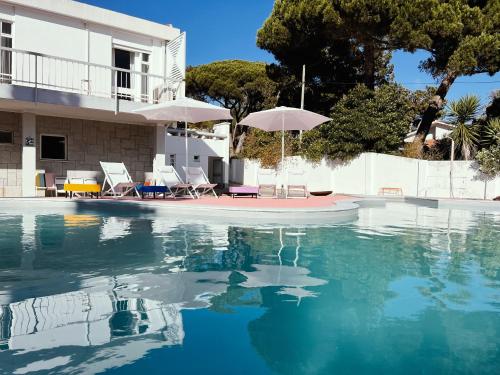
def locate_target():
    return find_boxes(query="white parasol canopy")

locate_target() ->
[239,106,331,172]
[134,97,232,177]
[134,97,231,123]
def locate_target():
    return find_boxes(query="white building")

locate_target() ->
[0,0,188,197]
[404,120,455,143]
[165,123,230,186]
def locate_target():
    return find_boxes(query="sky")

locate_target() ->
[78,0,499,105]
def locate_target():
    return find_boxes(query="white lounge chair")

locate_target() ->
[154,165,194,199]
[257,169,277,198]
[182,166,218,198]
[286,170,308,198]
[100,161,140,198]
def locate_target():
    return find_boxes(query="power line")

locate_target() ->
[400,80,500,85]
[325,80,500,85]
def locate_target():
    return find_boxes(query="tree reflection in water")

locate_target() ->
[0,203,498,374]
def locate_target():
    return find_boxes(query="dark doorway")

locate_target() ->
[208,157,224,188]
[114,49,132,95]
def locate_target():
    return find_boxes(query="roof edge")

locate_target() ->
[2,0,180,40]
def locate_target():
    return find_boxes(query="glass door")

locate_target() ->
[113,48,132,100]
[0,22,12,84]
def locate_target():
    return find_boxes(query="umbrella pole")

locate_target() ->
[281,113,285,179]
[185,120,188,179]
[281,114,285,198]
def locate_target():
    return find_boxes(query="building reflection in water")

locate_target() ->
[0,212,330,373]
[99,217,132,242]
[0,292,183,352]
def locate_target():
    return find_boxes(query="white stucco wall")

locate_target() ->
[1,2,174,63]
[13,8,87,59]
[165,124,230,186]
[0,0,178,100]
[233,153,500,200]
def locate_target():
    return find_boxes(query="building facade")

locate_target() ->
[166,123,231,187]
[0,0,186,197]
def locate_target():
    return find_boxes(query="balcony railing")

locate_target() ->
[0,46,183,105]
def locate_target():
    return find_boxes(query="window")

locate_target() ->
[2,22,11,35]
[0,130,12,144]
[0,21,12,83]
[169,154,176,168]
[40,135,66,160]
[193,155,200,163]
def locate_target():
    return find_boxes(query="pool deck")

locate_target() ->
[114,194,354,210]
[0,194,361,225]
[1,194,498,225]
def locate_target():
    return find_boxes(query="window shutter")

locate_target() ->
[165,32,186,99]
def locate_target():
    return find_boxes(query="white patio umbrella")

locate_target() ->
[133,97,232,176]
[239,106,331,172]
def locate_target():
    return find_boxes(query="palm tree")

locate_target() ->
[446,95,481,160]
[481,117,500,147]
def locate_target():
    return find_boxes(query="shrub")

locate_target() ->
[476,145,500,177]
[301,84,417,161]
[240,129,299,168]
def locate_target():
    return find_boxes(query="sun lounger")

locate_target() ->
[257,169,277,198]
[154,165,194,198]
[182,166,218,198]
[286,170,308,198]
[100,161,140,198]
[378,187,403,196]
[229,185,259,198]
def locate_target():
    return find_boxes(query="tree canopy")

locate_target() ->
[390,0,500,137]
[186,60,278,152]
[301,84,418,161]
[257,0,500,136]
[257,0,394,115]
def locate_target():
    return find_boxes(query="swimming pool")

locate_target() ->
[0,202,499,374]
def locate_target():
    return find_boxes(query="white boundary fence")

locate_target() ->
[230,153,500,200]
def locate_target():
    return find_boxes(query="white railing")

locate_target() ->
[0,46,182,104]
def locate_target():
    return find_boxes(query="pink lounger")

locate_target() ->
[229,186,259,198]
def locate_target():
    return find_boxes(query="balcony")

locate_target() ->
[0,46,183,112]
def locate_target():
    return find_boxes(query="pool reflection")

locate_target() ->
[0,213,328,373]
[0,203,499,374]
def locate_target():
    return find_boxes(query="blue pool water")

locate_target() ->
[0,203,499,374]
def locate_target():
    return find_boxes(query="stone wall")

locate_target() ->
[0,112,22,197]
[37,115,155,183]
